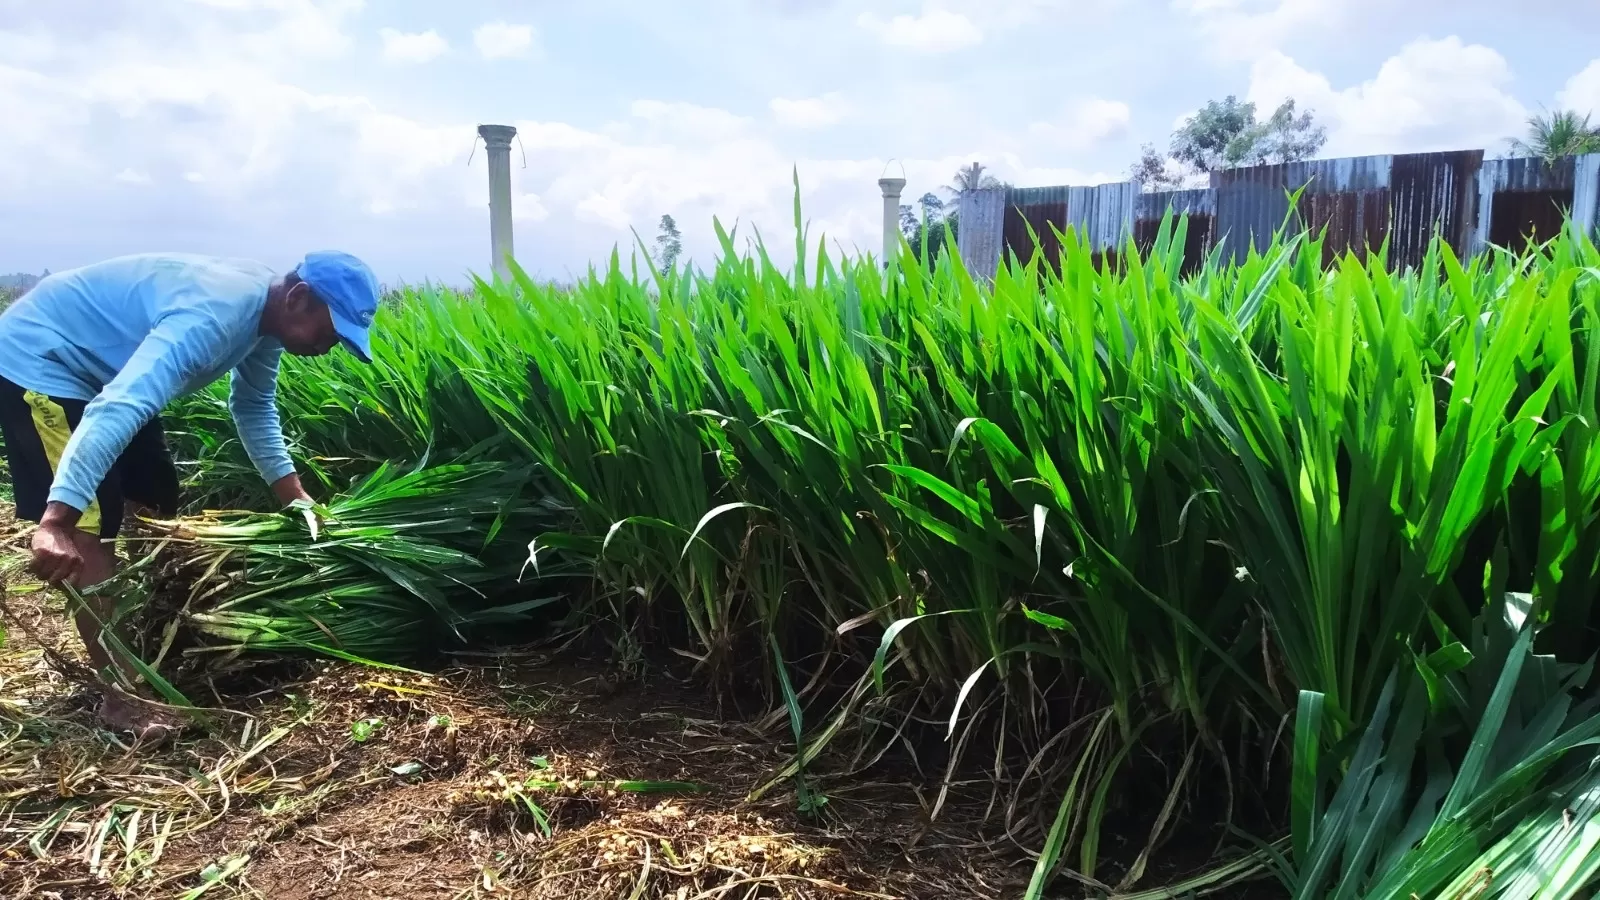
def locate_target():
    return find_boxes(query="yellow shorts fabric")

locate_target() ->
[22,389,104,534]
[0,374,181,539]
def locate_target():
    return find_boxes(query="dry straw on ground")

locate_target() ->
[1,522,1017,899]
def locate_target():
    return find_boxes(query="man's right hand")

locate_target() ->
[30,502,87,585]
[31,522,84,585]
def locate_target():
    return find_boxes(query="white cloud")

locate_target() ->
[473,21,536,60]
[512,192,549,223]
[193,0,367,59]
[20,0,1557,285]
[1557,60,1600,118]
[769,93,852,129]
[857,8,982,53]
[1174,0,1334,62]
[1246,37,1527,157]
[380,27,448,63]
[1027,98,1133,149]
[629,100,755,141]
[0,28,59,65]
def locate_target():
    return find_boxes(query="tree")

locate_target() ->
[1509,110,1600,162]
[1129,142,1185,192]
[1168,95,1327,175]
[945,162,1003,198]
[901,192,958,264]
[654,215,683,271]
[899,203,919,236]
[1251,99,1327,165]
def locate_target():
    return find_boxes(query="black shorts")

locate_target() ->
[0,374,180,539]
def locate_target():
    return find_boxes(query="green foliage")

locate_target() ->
[105,460,574,668]
[152,197,1600,896]
[654,214,683,272]
[1130,142,1186,191]
[899,191,957,264]
[1281,594,1600,899]
[1508,109,1600,162]
[1167,94,1328,175]
[350,718,383,742]
[945,160,1003,195]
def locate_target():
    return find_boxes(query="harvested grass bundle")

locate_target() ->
[101,460,574,674]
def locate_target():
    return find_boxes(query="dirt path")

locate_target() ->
[0,527,1022,899]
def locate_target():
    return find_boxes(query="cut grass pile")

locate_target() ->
[99,460,572,673]
[13,195,1600,896]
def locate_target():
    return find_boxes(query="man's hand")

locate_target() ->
[30,503,85,585]
[269,473,315,508]
[269,473,331,536]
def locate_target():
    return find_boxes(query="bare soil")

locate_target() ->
[0,509,1282,900]
[0,513,1024,899]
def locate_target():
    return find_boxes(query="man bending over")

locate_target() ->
[0,250,381,739]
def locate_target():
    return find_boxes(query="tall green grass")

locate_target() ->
[152,204,1600,896]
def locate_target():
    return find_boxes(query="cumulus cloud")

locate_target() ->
[1557,60,1600,118]
[472,21,536,60]
[1173,0,1336,62]
[1246,37,1527,156]
[10,0,1558,285]
[1027,98,1133,150]
[0,6,1067,280]
[856,8,982,52]
[0,28,59,65]
[769,93,852,129]
[380,27,448,63]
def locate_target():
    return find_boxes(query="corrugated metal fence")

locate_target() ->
[957,149,1600,279]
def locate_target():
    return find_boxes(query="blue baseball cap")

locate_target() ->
[295,250,381,363]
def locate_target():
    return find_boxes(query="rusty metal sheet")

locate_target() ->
[1133,189,1216,273]
[1007,182,1135,253]
[956,187,1006,281]
[1479,155,1577,193]
[964,148,1590,277]
[1301,189,1390,267]
[1002,189,1067,271]
[1212,155,1395,263]
[999,182,1135,275]
[1474,155,1582,254]
[1211,164,1291,263]
[1389,150,1483,270]
[1136,188,1214,221]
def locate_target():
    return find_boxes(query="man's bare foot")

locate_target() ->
[97,687,183,745]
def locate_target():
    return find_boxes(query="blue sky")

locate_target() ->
[1,0,1597,285]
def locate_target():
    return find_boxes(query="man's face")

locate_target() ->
[280,282,341,357]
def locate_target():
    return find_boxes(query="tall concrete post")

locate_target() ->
[878,176,906,266]
[478,124,517,282]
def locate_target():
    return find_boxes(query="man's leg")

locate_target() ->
[91,416,185,736]
[1,380,174,736]
[66,527,122,677]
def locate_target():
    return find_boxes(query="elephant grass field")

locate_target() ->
[6,200,1600,898]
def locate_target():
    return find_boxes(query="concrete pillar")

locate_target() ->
[478,124,517,282]
[878,176,906,266]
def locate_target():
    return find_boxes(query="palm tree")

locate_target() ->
[945,162,1003,198]
[1508,110,1600,162]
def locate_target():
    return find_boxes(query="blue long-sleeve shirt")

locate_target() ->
[0,253,296,513]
